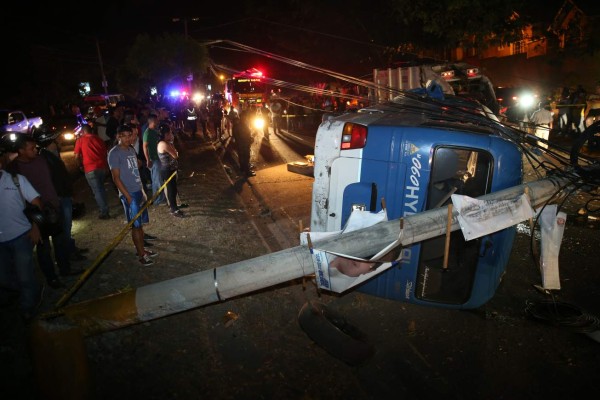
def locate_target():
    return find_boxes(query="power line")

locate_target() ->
[205,40,413,101]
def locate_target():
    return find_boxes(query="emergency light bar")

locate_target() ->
[341,123,367,150]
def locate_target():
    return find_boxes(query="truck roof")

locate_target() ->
[336,92,504,137]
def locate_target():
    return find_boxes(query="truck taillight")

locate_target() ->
[466,68,479,77]
[341,123,367,150]
[441,70,454,80]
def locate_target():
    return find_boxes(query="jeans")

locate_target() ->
[151,161,166,205]
[37,202,72,280]
[0,232,41,314]
[85,169,109,216]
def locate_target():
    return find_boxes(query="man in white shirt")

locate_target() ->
[530,102,553,149]
[0,143,44,319]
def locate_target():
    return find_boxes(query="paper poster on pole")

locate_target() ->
[451,193,534,241]
[539,205,566,290]
[300,210,402,293]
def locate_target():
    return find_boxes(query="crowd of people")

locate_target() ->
[0,92,283,320]
[0,99,203,321]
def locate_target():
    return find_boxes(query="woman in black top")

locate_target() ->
[157,124,184,218]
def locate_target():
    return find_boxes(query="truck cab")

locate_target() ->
[310,91,523,309]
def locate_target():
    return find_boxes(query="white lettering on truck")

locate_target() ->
[401,154,422,266]
[403,154,422,216]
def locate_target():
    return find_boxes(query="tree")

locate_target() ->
[387,0,530,51]
[221,0,533,73]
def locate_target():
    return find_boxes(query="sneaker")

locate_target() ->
[143,240,154,247]
[177,203,189,208]
[139,254,154,266]
[144,233,158,241]
[171,210,185,218]
[144,249,158,258]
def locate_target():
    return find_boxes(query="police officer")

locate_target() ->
[232,110,255,177]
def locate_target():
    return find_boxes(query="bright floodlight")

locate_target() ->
[519,93,535,109]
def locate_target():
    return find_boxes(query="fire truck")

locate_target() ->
[225,68,269,110]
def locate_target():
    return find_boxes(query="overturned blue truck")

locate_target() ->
[309,86,523,309]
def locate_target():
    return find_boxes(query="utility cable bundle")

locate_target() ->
[524,299,600,341]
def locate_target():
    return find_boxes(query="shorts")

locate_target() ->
[119,191,149,229]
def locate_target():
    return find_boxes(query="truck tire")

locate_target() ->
[297,300,374,366]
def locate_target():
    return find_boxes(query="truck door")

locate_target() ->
[356,135,518,309]
[415,146,492,304]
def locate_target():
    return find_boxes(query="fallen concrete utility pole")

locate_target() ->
[31,174,576,399]
[44,175,573,336]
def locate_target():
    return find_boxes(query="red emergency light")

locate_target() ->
[235,68,264,79]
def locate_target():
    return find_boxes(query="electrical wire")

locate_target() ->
[525,298,600,335]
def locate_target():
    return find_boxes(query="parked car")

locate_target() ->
[0,109,43,135]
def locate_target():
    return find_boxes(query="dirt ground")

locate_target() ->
[2,133,600,400]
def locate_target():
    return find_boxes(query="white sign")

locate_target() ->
[451,193,534,241]
[539,205,566,290]
[300,210,403,293]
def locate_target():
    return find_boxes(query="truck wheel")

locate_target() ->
[297,300,374,366]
